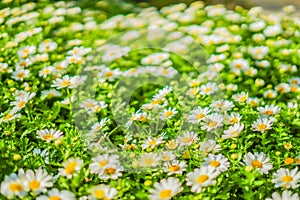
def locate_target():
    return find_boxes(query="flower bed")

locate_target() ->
[0,1,299,199]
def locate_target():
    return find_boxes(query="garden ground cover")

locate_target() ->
[0,0,299,199]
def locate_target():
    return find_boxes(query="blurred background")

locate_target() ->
[128,0,300,10]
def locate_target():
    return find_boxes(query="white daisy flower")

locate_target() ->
[199,139,221,154]
[222,123,244,139]
[149,177,183,200]
[176,131,198,146]
[163,160,187,175]
[272,167,300,189]
[243,152,273,174]
[257,104,281,116]
[266,190,299,200]
[186,166,220,193]
[89,154,120,174]
[36,129,64,142]
[141,136,164,150]
[202,154,230,172]
[36,188,75,200]
[89,184,117,200]
[0,173,27,199]
[138,152,161,168]
[252,118,273,133]
[58,157,83,179]
[187,107,211,124]
[232,92,248,103]
[24,168,53,194]
[201,113,224,132]
[160,108,178,120]
[12,68,30,81]
[199,82,218,95]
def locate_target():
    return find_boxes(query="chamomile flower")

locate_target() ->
[41,89,61,98]
[24,168,53,194]
[90,118,109,133]
[199,82,218,95]
[36,188,75,200]
[248,46,269,60]
[230,58,249,74]
[232,91,248,103]
[89,154,120,174]
[202,154,230,172]
[163,160,187,175]
[51,75,79,89]
[12,68,30,81]
[138,152,161,168]
[17,45,36,58]
[97,164,124,180]
[0,109,21,123]
[201,113,224,132]
[10,92,35,112]
[39,66,54,78]
[266,190,299,200]
[257,104,281,116]
[187,107,211,124]
[186,166,220,193]
[210,100,234,112]
[89,184,117,200]
[141,136,164,150]
[272,167,300,189]
[224,112,242,124]
[199,139,221,154]
[58,158,83,178]
[176,131,198,146]
[36,129,64,142]
[149,177,183,200]
[264,90,277,99]
[0,173,27,199]
[252,118,273,133]
[160,108,178,120]
[243,152,273,174]
[161,151,176,161]
[222,123,244,139]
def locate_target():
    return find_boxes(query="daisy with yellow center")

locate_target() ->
[266,190,299,200]
[186,166,220,193]
[176,131,198,146]
[36,129,64,142]
[163,160,186,175]
[252,118,274,133]
[187,107,210,124]
[202,154,230,172]
[149,177,183,200]
[90,184,117,200]
[141,136,164,150]
[24,168,53,194]
[138,152,161,168]
[201,113,224,132]
[89,154,121,175]
[272,167,300,189]
[0,175,26,199]
[243,152,273,174]
[58,158,83,179]
[160,108,178,120]
[36,188,75,200]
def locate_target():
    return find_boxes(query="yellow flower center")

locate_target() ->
[235,63,243,69]
[196,113,205,119]
[197,174,209,184]
[159,189,172,199]
[182,137,193,143]
[43,134,54,140]
[263,110,273,115]
[61,80,71,87]
[105,71,113,77]
[204,87,212,93]
[257,124,267,131]
[104,167,116,175]
[29,180,40,190]
[210,160,220,167]
[99,159,109,167]
[149,140,157,146]
[18,101,26,108]
[65,161,77,174]
[251,160,262,168]
[282,175,293,183]
[17,73,25,78]
[4,113,12,121]
[94,189,105,198]
[169,165,180,172]
[230,118,238,124]
[208,121,217,128]
[144,158,154,165]
[49,196,61,200]
[86,102,95,108]
[9,183,22,192]
[239,95,247,102]
[164,111,173,117]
